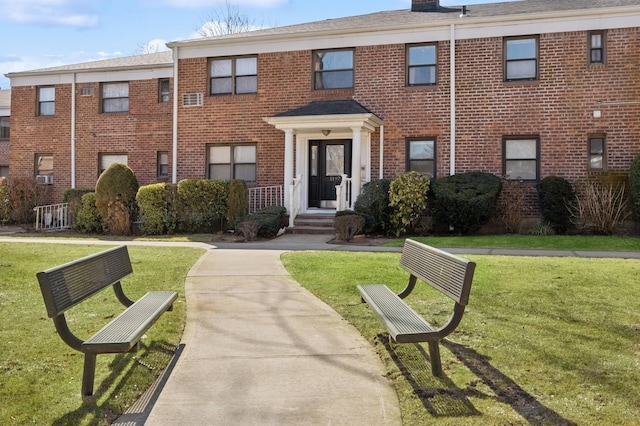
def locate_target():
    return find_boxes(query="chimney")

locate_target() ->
[412,0,440,12]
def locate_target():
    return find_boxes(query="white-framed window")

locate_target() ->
[99,153,128,175]
[407,139,436,177]
[313,49,354,90]
[504,36,538,81]
[38,86,55,116]
[210,56,257,95]
[207,144,256,182]
[407,44,437,86]
[503,137,539,181]
[102,82,129,113]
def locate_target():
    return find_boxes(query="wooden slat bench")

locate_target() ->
[36,245,178,397]
[357,239,476,376]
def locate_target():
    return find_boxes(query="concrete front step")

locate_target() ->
[290,214,335,235]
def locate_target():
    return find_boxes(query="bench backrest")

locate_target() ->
[400,239,475,305]
[37,245,133,318]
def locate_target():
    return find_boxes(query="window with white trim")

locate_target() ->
[207,144,256,182]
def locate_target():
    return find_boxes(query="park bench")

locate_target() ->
[36,245,178,397]
[357,239,476,376]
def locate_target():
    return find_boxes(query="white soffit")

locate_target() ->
[10,67,172,87]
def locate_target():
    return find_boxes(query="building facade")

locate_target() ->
[0,90,9,178]
[6,0,640,215]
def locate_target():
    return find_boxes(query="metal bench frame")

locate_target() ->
[37,245,178,397]
[357,239,476,376]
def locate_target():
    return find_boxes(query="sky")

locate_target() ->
[0,0,503,89]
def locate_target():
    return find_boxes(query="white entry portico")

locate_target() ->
[264,100,383,218]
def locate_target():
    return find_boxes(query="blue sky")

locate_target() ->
[0,0,503,89]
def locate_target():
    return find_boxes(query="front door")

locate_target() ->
[308,140,352,208]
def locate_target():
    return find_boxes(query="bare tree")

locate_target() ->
[196,0,262,37]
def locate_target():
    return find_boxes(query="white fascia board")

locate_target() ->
[10,66,172,87]
[0,108,9,116]
[264,113,383,132]
[178,8,640,59]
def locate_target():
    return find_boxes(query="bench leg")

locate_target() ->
[428,341,443,377]
[82,353,97,397]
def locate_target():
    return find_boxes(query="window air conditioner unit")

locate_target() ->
[36,175,54,185]
[182,92,203,107]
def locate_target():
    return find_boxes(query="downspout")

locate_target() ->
[450,24,456,176]
[379,125,384,180]
[172,47,179,184]
[71,73,76,188]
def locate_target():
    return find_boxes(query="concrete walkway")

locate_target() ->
[115,246,401,426]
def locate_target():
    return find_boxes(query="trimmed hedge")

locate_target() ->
[536,176,575,234]
[74,192,102,233]
[353,179,393,235]
[389,171,430,236]
[630,153,640,220]
[136,183,180,235]
[432,172,502,235]
[241,205,287,239]
[177,179,228,233]
[95,163,139,235]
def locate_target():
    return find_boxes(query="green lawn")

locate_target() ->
[0,243,204,425]
[282,251,640,426]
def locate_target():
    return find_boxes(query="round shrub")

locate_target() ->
[63,188,94,227]
[95,163,139,235]
[629,153,640,220]
[432,172,502,235]
[74,192,102,233]
[536,176,575,234]
[389,171,430,236]
[240,205,287,239]
[354,179,393,235]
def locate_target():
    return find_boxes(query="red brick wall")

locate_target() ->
[10,79,172,201]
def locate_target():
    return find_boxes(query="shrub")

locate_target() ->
[432,172,502,235]
[536,176,574,234]
[136,183,180,235]
[0,178,9,224]
[570,180,630,235]
[227,179,249,226]
[95,163,139,235]
[630,153,640,220]
[353,179,393,235]
[238,220,260,241]
[496,178,531,233]
[389,171,430,236]
[5,177,51,225]
[243,205,287,239]
[528,221,555,236]
[334,211,365,241]
[74,192,103,233]
[177,179,228,233]
[63,188,94,227]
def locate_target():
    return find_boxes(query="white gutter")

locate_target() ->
[71,73,76,188]
[450,23,456,176]
[379,125,384,180]
[172,47,179,184]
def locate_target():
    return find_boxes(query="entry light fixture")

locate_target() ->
[322,130,331,136]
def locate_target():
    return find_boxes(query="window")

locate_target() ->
[157,151,169,178]
[0,166,8,179]
[0,117,9,139]
[35,153,53,176]
[407,44,437,86]
[207,144,256,182]
[505,36,538,81]
[588,136,606,171]
[210,56,257,95]
[159,79,170,103]
[38,86,55,116]
[589,31,606,64]
[503,137,539,181]
[407,139,436,177]
[313,49,354,90]
[99,153,128,175]
[102,82,129,113]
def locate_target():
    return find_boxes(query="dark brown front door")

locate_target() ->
[308,140,352,208]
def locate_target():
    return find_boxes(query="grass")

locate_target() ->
[384,234,640,251]
[0,243,204,425]
[282,251,640,425]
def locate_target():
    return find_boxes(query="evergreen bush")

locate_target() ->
[242,205,287,238]
[95,163,139,235]
[432,172,502,235]
[334,212,365,241]
[0,178,9,223]
[226,179,249,227]
[629,153,640,220]
[536,176,575,234]
[136,183,180,235]
[177,179,228,233]
[74,192,103,233]
[389,171,430,236]
[353,179,393,235]
[63,188,94,227]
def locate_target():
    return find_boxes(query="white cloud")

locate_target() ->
[0,0,98,27]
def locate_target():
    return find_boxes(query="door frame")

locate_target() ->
[308,139,352,208]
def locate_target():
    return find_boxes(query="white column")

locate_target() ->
[351,127,362,207]
[284,129,294,211]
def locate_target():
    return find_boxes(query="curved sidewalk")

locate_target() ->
[117,247,401,426]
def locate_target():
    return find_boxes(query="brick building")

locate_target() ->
[0,90,9,178]
[6,0,640,218]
